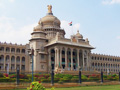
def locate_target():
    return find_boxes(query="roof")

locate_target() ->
[45,38,94,49]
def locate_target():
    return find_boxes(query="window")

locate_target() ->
[41,54,44,60]
[41,65,44,69]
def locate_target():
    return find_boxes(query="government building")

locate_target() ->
[0,5,120,74]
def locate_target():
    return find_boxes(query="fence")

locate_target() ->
[0,70,120,85]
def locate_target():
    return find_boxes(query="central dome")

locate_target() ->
[38,5,61,29]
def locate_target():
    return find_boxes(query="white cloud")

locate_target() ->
[0,0,15,8]
[0,17,81,44]
[9,0,15,3]
[61,20,80,38]
[0,16,37,44]
[102,0,120,5]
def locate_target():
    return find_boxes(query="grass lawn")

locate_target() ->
[9,85,120,90]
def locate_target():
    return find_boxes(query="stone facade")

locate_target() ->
[0,42,29,72]
[0,5,120,74]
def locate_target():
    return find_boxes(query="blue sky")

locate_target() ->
[0,0,120,56]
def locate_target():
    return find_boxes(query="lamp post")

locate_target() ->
[101,70,103,83]
[79,67,82,84]
[31,49,34,82]
[16,67,19,85]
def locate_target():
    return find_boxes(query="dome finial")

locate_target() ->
[77,30,79,33]
[47,5,52,14]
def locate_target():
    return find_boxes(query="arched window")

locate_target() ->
[21,49,25,53]
[22,57,25,64]
[6,47,10,52]
[11,56,15,63]
[6,55,9,62]
[16,48,20,53]
[16,56,20,63]
[0,47,4,51]
[11,48,15,53]
[0,55,4,63]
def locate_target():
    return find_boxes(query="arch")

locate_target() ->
[0,55,4,63]
[101,63,102,67]
[0,47,4,51]
[91,56,94,60]
[22,57,25,64]
[16,48,20,53]
[11,48,15,53]
[61,47,65,69]
[97,57,99,60]
[16,56,20,63]
[11,56,15,63]
[6,47,10,52]
[67,48,71,70]
[95,63,97,68]
[21,49,25,53]
[73,49,77,70]
[6,55,10,62]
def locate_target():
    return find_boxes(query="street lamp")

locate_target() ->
[79,66,82,84]
[28,48,34,82]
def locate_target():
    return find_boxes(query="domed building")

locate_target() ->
[0,5,120,74]
[28,5,95,73]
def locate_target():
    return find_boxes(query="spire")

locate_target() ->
[47,5,53,15]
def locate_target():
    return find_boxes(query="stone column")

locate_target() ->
[9,56,11,71]
[55,48,57,67]
[57,48,59,67]
[4,55,6,71]
[77,49,79,70]
[48,49,51,71]
[82,50,84,70]
[86,51,89,70]
[71,48,73,70]
[65,48,67,70]
[60,48,62,68]
[20,57,22,71]
[15,56,16,71]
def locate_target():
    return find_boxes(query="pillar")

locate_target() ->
[82,50,84,70]
[65,48,67,70]
[20,57,21,71]
[9,56,11,71]
[71,48,73,70]
[57,48,59,67]
[15,56,16,71]
[48,49,51,71]
[55,48,57,67]
[60,48,62,68]
[4,55,5,71]
[77,49,79,70]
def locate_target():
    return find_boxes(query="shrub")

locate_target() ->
[71,78,78,82]
[0,78,10,82]
[3,73,8,77]
[27,81,46,90]
[55,74,64,78]
[19,74,28,79]
[58,80,63,84]
[0,73,3,77]
[81,75,88,81]
[9,74,16,78]
[88,74,100,81]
